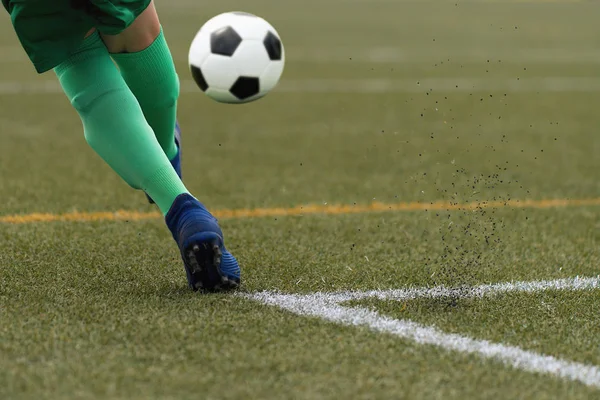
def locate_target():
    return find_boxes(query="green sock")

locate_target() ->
[54,32,187,215]
[110,28,179,160]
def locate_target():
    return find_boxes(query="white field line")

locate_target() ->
[325,275,600,303]
[247,276,600,389]
[4,77,600,95]
[283,47,600,64]
[269,77,600,93]
[6,46,600,64]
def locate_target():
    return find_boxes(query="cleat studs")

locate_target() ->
[184,239,237,293]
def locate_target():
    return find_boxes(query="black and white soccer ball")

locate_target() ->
[188,12,285,104]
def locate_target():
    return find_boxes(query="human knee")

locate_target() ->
[101,1,160,53]
[54,33,123,112]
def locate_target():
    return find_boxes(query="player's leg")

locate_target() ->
[98,1,239,290]
[101,1,180,165]
[98,2,240,290]
[54,32,240,291]
[54,31,184,215]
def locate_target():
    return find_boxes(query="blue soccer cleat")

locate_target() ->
[166,193,241,291]
[147,121,182,204]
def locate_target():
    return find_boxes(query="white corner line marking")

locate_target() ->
[245,276,600,388]
[327,275,600,303]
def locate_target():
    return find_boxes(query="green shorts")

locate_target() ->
[3,0,152,73]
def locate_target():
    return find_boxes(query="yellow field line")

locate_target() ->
[1,198,599,225]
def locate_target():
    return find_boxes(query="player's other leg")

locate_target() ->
[101,1,181,204]
[96,2,240,291]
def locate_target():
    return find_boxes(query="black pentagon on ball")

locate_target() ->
[263,31,282,61]
[210,26,242,56]
[229,77,260,100]
[190,65,208,91]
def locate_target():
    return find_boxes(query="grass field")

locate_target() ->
[1,0,600,398]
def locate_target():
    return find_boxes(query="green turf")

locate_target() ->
[1,0,599,398]
[0,209,599,399]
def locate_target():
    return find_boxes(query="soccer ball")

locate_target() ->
[188,12,285,104]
